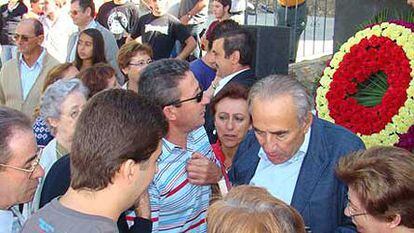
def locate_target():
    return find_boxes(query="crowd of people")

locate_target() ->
[0,0,414,232]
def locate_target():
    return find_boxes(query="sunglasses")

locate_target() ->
[165,90,204,107]
[13,34,37,42]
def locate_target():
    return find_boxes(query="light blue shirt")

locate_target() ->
[19,49,46,100]
[68,20,98,62]
[250,128,311,204]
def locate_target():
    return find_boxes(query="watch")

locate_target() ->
[187,13,192,19]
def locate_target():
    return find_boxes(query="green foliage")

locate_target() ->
[351,71,388,107]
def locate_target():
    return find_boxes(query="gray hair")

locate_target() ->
[0,107,32,165]
[40,79,89,128]
[248,74,313,124]
[138,58,190,107]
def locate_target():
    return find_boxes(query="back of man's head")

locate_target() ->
[138,58,190,107]
[215,28,254,66]
[0,107,32,165]
[70,89,168,191]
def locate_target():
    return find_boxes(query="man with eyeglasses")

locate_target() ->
[67,0,124,84]
[0,107,44,233]
[136,59,222,232]
[0,18,59,118]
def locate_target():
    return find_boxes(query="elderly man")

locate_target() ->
[0,107,44,232]
[0,18,59,118]
[67,0,124,84]
[229,75,365,233]
[22,89,168,232]
[137,59,221,232]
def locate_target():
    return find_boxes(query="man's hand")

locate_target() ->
[179,15,190,25]
[134,191,151,220]
[186,152,222,185]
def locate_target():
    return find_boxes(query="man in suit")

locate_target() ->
[0,107,44,232]
[229,75,365,233]
[67,0,124,84]
[205,28,257,142]
[0,18,59,118]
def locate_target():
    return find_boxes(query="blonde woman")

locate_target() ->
[208,185,306,233]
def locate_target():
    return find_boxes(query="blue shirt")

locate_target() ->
[189,59,216,91]
[148,126,217,233]
[19,49,46,100]
[250,128,311,204]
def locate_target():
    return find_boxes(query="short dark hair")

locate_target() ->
[211,83,249,116]
[138,58,190,107]
[0,107,32,165]
[74,28,107,70]
[336,146,414,228]
[70,89,168,191]
[215,28,254,66]
[71,0,95,17]
[208,19,240,50]
[78,63,116,98]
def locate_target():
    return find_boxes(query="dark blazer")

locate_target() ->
[229,117,365,233]
[204,68,257,143]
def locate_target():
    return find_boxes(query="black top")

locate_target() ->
[0,2,28,45]
[40,154,152,233]
[96,1,140,47]
[130,13,190,60]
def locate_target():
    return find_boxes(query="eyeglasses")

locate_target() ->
[129,59,152,67]
[165,90,204,107]
[346,196,368,219]
[13,34,37,42]
[0,148,43,179]
[69,10,81,16]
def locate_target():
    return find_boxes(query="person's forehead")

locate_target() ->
[16,23,35,35]
[71,1,82,9]
[251,95,299,127]
[6,129,36,165]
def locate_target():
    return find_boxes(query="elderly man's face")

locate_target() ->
[15,22,43,55]
[70,1,92,27]
[0,129,44,207]
[251,94,312,164]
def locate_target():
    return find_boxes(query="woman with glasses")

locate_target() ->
[32,62,80,148]
[336,146,414,233]
[117,40,152,93]
[209,83,251,193]
[30,78,88,211]
[74,28,107,72]
[0,0,28,64]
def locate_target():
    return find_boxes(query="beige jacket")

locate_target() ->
[0,52,60,119]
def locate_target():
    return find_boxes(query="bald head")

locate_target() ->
[18,18,44,36]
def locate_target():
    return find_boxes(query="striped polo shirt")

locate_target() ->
[149,126,216,232]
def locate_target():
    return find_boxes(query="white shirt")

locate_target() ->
[250,128,311,204]
[19,49,46,100]
[213,68,249,96]
[0,206,25,233]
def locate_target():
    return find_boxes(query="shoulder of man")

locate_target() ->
[312,116,365,155]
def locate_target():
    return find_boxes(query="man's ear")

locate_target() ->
[163,105,177,121]
[302,112,313,134]
[388,214,402,228]
[229,50,241,65]
[119,159,138,184]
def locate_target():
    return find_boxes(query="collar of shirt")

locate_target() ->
[160,127,202,162]
[257,127,312,166]
[0,209,14,233]
[81,20,98,31]
[213,68,249,96]
[19,48,46,70]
